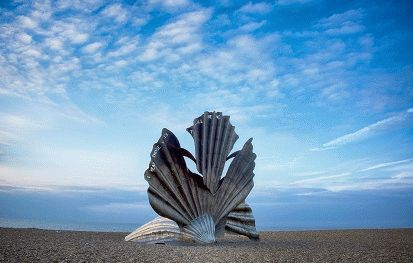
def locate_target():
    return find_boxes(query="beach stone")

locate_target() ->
[1,228,413,263]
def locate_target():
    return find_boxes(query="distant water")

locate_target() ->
[1,218,396,232]
[0,218,328,232]
[0,218,139,232]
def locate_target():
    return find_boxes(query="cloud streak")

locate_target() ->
[360,158,413,172]
[0,0,412,196]
[237,2,273,14]
[0,114,42,146]
[313,108,413,151]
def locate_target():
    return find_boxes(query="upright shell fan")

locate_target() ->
[126,112,259,244]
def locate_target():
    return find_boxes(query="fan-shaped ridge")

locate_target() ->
[187,112,239,194]
[124,217,181,244]
[182,214,216,244]
[126,112,260,244]
[226,202,259,240]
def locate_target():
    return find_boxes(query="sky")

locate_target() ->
[0,0,412,230]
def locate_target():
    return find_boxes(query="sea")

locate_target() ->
[1,218,387,232]
[0,218,316,232]
[0,218,139,232]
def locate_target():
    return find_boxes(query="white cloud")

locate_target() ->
[392,171,413,180]
[132,17,147,27]
[22,48,42,58]
[0,1,278,191]
[148,0,191,11]
[282,156,413,192]
[295,170,327,177]
[1,0,411,194]
[45,37,64,50]
[0,114,42,145]
[113,59,128,67]
[317,9,365,35]
[313,108,413,151]
[272,9,377,108]
[134,20,281,125]
[31,0,52,21]
[101,3,128,23]
[326,176,413,192]
[138,45,159,61]
[237,2,272,14]
[276,0,313,5]
[325,23,364,35]
[139,9,211,61]
[319,9,364,27]
[71,33,88,44]
[82,42,103,53]
[16,32,32,44]
[0,130,19,146]
[107,42,137,57]
[17,16,37,28]
[160,9,211,37]
[87,202,150,212]
[60,27,89,44]
[291,172,351,185]
[55,0,104,12]
[0,146,143,190]
[360,159,413,172]
[56,103,104,125]
[239,20,267,32]
[193,34,278,91]
[176,42,202,54]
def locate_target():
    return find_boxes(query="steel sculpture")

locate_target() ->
[125,112,259,244]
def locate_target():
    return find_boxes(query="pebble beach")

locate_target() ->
[1,228,412,262]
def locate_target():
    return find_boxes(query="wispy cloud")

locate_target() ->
[272,7,385,112]
[0,145,145,191]
[17,15,38,28]
[147,0,192,12]
[0,114,42,146]
[82,41,103,53]
[291,172,351,185]
[288,157,413,192]
[317,9,365,35]
[0,0,412,196]
[360,158,413,172]
[237,2,273,14]
[313,108,413,151]
[276,0,314,5]
[101,3,128,23]
[238,20,267,32]
[138,9,211,61]
[326,176,413,192]
[87,202,150,212]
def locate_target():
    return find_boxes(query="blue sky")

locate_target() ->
[0,0,412,230]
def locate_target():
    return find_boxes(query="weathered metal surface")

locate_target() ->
[186,112,239,194]
[225,202,259,240]
[182,214,216,243]
[126,112,260,244]
[124,217,180,244]
[125,204,258,243]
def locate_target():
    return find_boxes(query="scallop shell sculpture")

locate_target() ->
[126,112,259,244]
